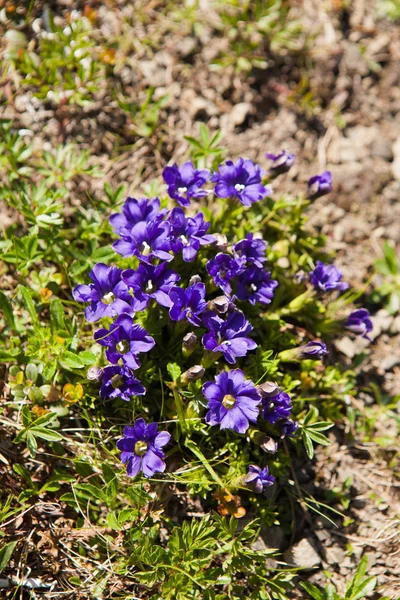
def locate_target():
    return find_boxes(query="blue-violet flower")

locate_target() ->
[309,261,349,292]
[203,369,261,434]
[168,207,215,262]
[169,282,208,327]
[236,266,278,305]
[206,252,245,295]
[109,197,164,236]
[163,161,210,207]
[243,465,275,493]
[233,233,267,269]
[117,418,170,478]
[266,150,295,175]
[211,158,271,206]
[100,366,146,402]
[307,170,332,199]
[122,263,180,310]
[202,310,257,364]
[73,263,133,322]
[345,309,373,340]
[113,219,172,263]
[94,314,155,370]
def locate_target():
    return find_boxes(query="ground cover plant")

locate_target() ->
[1,1,400,599]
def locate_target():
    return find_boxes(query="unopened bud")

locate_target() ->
[182,332,197,357]
[87,366,103,380]
[249,429,278,453]
[256,381,279,398]
[214,233,228,252]
[181,365,205,384]
[189,274,202,286]
[209,295,230,314]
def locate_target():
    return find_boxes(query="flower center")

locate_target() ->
[141,241,151,256]
[134,440,148,456]
[116,340,130,354]
[180,235,189,246]
[102,291,115,305]
[234,183,245,192]
[222,394,236,410]
[222,340,231,346]
[250,283,258,292]
[177,186,188,194]
[146,279,154,292]
[111,374,123,389]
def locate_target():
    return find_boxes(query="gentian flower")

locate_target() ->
[281,419,299,437]
[232,233,267,268]
[211,158,271,206]
[243,465,275,493]
[168,208,215,262]
[298,341,328,359]
[112,219,172,263]
[94,314,155,370]
[202,310,257,364]
[309,261,349,292]
[206,253,245,295]
[259,388,293,424]
[169,282,208,326]
[122,263,180,309]
[73,263,133,322]
[203,369,261,434]
[235,266,278,305]
[117,418,170,478]
[100,366,146,402]
[266,150,295,175]
[109,197,164,236]
[345,309,373,340]
[163,161,210,207]
[307,171,332,199]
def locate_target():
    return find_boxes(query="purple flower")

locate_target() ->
[117,418,170,478]
[232,233,267,269]
[202,310,257,364]
[345,309,373,340]
[243,465,275,493]
[109,197,164,236]
[310,261,349,293]
[236,266,278,305]
[94,314,155,370]
[100,366,146,402]
[203,369,261,434]
[298,341,328,360]
[112,219,172,264]
[307,171,332,199]
[281,419,298,437]
[168,208,215,262]
[211,158,271,206]
[73,263,133,322]
[163,161,210,207]
[122,263,180,309]
[206,253,245,295]
[266,150,295,175]
[169,282,208,327]
[260,389,292,424]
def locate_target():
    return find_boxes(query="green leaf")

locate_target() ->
[13,464,35,488]
[302,431,314,459]
[77,351,96,365]
[74,483,107,502]
[106,512,123,530]
[306,421,334,432]
[59,351,86,369]
[31,427,62,442]
[350,577,377,600]
[167,362,181,381]
[0,290,16,331]
[26,431,37,456]
[19,285,40,329]
[300,582,325,600]
[0,541,17,572]
[50,297,65,332]
[306,430,331,446]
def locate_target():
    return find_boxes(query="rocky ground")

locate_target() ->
[1,0,400,597]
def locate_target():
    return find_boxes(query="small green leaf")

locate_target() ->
[26,431,38,456]
[19,285,40,329]
[0,290,16,331]
[300,581,325,600]
[167,362,181,381]
[302,431,314,459]
[59,351,86,369]
[106,512,123,530]
[0,541,18,572]
[32,427,62,442]
[306,430,331,446]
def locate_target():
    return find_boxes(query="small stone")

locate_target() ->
[229,102,252,127]
[284,537,321,569]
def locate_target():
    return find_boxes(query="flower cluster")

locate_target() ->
[73,155,372,486]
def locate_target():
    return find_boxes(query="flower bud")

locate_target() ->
[189,274,202,286]
[307,170,332,200]
[213,233,229,252]
[182,332,197,357]
[256,381,279,398]
[87,366,103,380]
[266,150,295,175]
[279,341,328,361]
[181,365,205,384]
[209,295,230,314]
[250,429,278,454]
